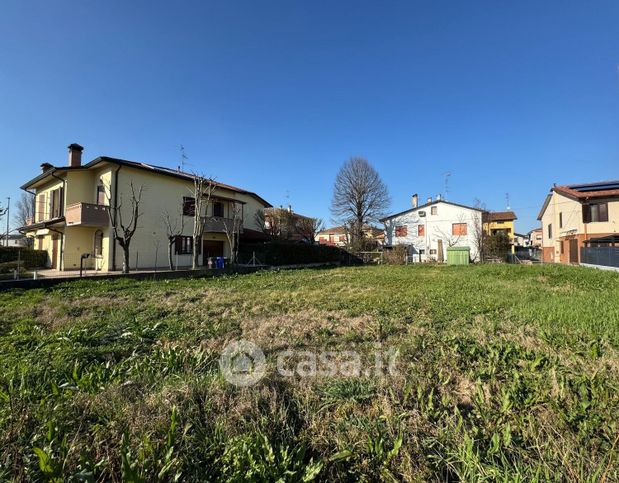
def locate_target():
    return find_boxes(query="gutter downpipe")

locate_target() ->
[111,164,122,271]
[50,171,67,271]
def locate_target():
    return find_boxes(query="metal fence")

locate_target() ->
[580,246,619,268]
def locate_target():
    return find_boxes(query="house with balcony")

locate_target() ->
[20,143,271,271]
[537,179,619,264]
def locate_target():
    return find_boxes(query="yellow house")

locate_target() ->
[20,143,271,272]
[482,211,518,253]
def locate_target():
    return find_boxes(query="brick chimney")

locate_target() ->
[68,143,84,167]
[411,193,418,208]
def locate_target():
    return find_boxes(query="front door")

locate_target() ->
[569,239,579,264]
[51,236,59,269]
[202,240,224,265]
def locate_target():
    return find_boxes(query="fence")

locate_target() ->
[580,246,619,269]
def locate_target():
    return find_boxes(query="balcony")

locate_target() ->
[202,216,244,233]
[65,203,109,227]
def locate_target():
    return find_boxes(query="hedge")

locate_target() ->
[0,247,47,268]
[238,241,344,266]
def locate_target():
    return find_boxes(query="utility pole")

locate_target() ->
[5,197,9,247]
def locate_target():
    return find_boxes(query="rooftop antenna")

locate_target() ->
[443,171,451,200]
[179,145,188,172]
[505,192,511,210]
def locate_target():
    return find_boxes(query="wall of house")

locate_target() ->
[540,192,619,263]
[384,201,482,261]
[108,167,268,270]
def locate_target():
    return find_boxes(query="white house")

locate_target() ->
[380,194,483,262]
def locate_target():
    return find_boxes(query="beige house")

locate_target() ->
[528,227,543,248]
[537,180,619,264]
[263,206,317,242]
[20,143,271,271]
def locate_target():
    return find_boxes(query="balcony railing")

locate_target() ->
[202,216,244,233]
[65,203,109,227]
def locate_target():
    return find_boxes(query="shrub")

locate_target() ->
[383,245,408,265]
[239,241,343,266]
[0,246,47,268]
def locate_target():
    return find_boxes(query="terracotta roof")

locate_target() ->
[483,211,517,222]
[553,179,619,200]
[317,224,383,236]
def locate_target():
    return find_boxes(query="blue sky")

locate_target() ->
[1,0,618,233]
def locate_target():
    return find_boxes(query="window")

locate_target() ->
[547,223,552,239]
[582,203,608,223]
[183,197,195,216]
[339,235,346,242]
[395,225,408,237]
[417,224,425,236]
[419,249,425,254]
[97,183,106,205]
[452,223,468,236]
[431,206,438,215]
[559,212,563,228]
[560,240,564,255]
[94,230,103,256]
[430,249,437,255]
[174,236,193,254]
[213,201,224,218]
[49,187,64,219]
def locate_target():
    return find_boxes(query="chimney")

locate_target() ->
[40,162,54,173]
[411,193,418,208]
[437,194,442,201]
[68,143,84,167]
[427,196,432,204]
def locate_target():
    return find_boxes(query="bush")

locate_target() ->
[239,241,343,266]
[383,245,408,265]
[0,246,47,268]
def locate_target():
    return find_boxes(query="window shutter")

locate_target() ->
[582,205,590,224]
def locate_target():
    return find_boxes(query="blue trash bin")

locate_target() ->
[216,257,224,269]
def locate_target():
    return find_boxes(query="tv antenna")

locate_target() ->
[179,145,189,171]
[443,171,451,200]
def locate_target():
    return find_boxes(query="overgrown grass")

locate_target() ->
[0,264,618,481]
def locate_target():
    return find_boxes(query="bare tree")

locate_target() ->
[222,201,243,265]
[331,157,390,251]
[162,206,185,270]
[15,192,35,228]
[190,174,217,270]
[297,217,324,244]
[471,213,486,262]
[107,182,144,274]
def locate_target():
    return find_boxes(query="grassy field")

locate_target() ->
[0,264,618,481]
